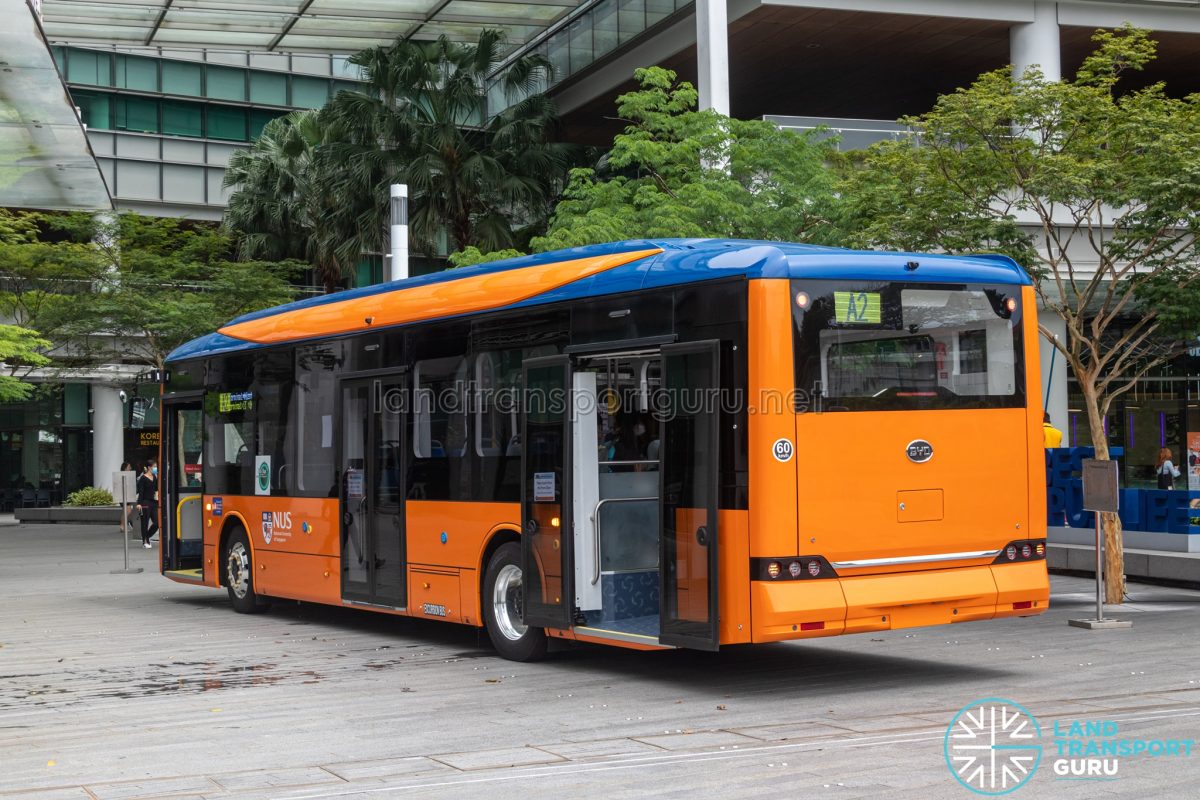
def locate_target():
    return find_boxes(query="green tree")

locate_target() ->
[528,67,840,253]
[81,214,304,370]
[0,209,105,362]
[838,26,1200,603]
[0,324,51,401]
[223,111,349,292]
[324,29,572,256]
[225,30,572,289]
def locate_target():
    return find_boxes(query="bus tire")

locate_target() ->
[225,527,270,614]
[483,542,547,662]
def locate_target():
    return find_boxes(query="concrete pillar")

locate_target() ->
[1011,1,1061,82]
[696,0,730,114]
[92,385,125,495]
[1039,314,1070,441]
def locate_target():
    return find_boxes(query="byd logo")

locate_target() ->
[944,698,1043,796]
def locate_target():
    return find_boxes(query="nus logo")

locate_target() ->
[261,511,292,544]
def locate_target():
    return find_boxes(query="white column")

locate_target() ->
[696,0,730,114]
[1011,1,1061,82]
[1040,314,1070,441]
[388,184,408,283]
[92,385,125,494]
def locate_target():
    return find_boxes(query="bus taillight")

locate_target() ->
[1006,545,1017,561]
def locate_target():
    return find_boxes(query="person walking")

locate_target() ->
[1157,448,1182,490]
[136,460,159,549]
[1042,412,1063,448]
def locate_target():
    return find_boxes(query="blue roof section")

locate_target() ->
[166,239,1030,363]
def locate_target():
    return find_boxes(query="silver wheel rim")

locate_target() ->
[227,541,250,599]
[492,563,527,641]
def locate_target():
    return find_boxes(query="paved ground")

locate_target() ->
[2,524,1198,799]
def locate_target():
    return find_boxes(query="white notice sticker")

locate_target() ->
[533,471,556,502]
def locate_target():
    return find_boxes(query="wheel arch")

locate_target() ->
[217,512,252,588]
[478,523,520,615]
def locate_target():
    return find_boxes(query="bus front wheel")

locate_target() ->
[225,528,270,614]
[483,542,547,662]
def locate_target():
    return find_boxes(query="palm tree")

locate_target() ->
[223,111,353,293]
[321,29,573,257]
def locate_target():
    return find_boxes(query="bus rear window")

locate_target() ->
[793,281,1024,411]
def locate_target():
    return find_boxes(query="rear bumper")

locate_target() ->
[750,561,1049,643]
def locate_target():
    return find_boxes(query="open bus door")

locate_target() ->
[520,356,574,630]
[659,341,721,650]
[161,394,205,580]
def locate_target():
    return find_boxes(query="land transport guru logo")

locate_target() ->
[944,698,1042,796]
[944,698,1195,794]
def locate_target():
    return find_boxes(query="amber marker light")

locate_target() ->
[550,516,560,528]
[767,561,782,579]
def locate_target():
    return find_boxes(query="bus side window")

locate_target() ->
[294,345,340,497]
[410,356,469,500]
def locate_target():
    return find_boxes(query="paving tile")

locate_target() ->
[431,746,564,771]
[534,738,665,760]
[0,788,93,800]
[212,766,342,791]
[631,730,761,751]
[322,756,454,781]
[85,776,220,800]
[730,721,860,741]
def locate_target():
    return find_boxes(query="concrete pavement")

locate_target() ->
[1,524,1198,799]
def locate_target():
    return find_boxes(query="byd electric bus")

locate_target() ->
[159,239,1049,661]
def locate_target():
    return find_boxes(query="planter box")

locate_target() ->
[15,506,124,525]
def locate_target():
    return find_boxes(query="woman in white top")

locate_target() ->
[1156,448,1182,490]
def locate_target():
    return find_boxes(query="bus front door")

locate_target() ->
[520,356,574,630]
[161,396,204,580]
[659,341,721,650]
[339,374,408,609]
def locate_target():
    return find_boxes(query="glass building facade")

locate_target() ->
[1068,365,1200,491]
[51,46,364,219]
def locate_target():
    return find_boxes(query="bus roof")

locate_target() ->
[167,238,1031,363]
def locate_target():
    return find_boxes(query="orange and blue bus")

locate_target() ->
[159,238,1048,661]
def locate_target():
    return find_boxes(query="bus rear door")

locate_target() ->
[521,356,575,630]
[659,341,721,650]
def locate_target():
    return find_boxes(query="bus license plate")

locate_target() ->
[422,603,447,617]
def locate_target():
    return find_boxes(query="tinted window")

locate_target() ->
[793,280,1024,412]
[294,344,343,497]
[409,356,470,500]
[254,349,294,496]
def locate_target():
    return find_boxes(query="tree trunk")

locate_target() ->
[1080,377,1126,604]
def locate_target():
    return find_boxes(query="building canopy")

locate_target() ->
[0,0,111,211]
[37,0,590,54]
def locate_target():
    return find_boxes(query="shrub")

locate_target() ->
[64,486,115,507]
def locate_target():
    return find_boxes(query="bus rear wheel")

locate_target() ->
[483,542,547,662]
[225,528,270,614]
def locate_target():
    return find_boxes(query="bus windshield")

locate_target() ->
[792,280,1024,411]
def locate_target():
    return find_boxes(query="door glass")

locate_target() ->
[660,342,720,648]
[174,408,204,492]
[341,383,371,597]
[371,377,406,605]
[522,359,572,628]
